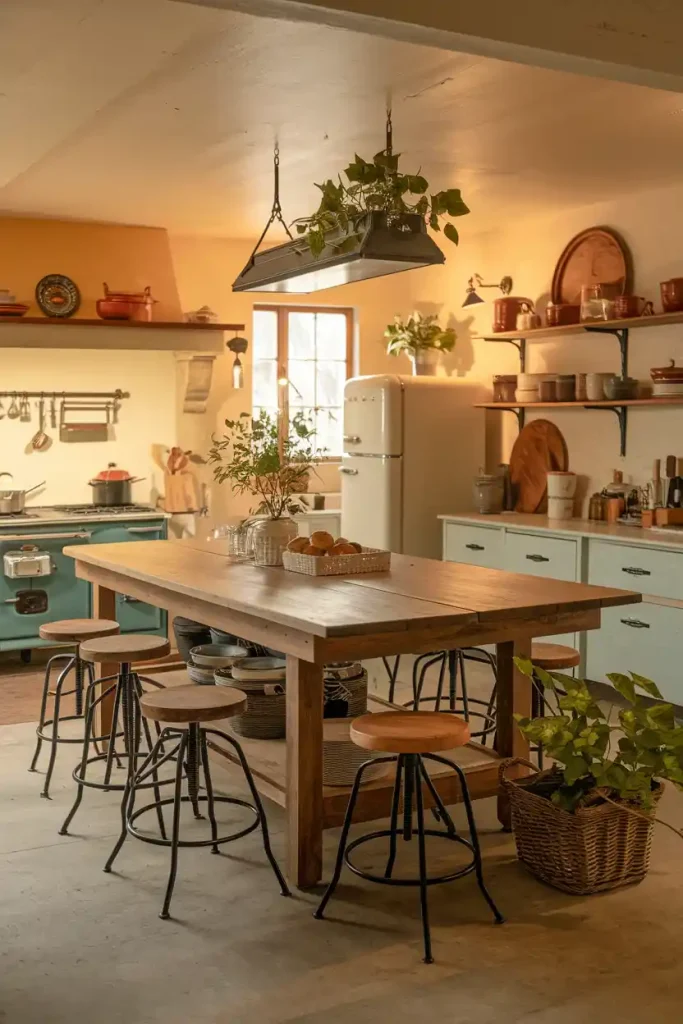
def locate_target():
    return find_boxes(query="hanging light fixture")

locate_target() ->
[226,334,248,389]
[232,116,446,294]
[462,274,513,307]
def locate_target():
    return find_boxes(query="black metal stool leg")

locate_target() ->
[403,753,414,841]
[448,650,458,712]
[199,731,220,854]
[420,760,456,835]
[160,731,189,920]
[41,660,72,799]
[103,671,125,788]
[133,674,167,839]
[59,679,118,835]
[383,755,404,879]
[458,651,471,722]
[207,728,290,896]
[185,721,203,821]
[73,653,84,718]
[382,655,401,704]
[413,756,433,964]
[29,654,72,774]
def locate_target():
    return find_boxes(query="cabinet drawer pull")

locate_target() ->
[621,566,651,576]
[339,467,358,475]
[343,435,361,444]
[119,595,142,604]
[465,543,485,551]
[526,553,550,563]
[620,617,650,629]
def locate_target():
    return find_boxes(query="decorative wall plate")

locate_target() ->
[35,274,81,318]
[551,227,632,305]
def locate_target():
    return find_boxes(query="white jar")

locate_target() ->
[515,388,539,403]
[547,496,574,520]
[547,471,577,499]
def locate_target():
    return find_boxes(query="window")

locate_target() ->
[252,305,353,458]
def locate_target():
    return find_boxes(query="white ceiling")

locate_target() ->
[1,0,683,237]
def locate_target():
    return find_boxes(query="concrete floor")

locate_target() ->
[1,667,682,1023]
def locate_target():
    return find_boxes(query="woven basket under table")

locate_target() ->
[501,758,663,895]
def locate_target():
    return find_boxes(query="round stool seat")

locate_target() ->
[140,684,247,724]
[80,633,170,664]
[39,618,120,643]
[351,711,470,754]
[530,642,580,671]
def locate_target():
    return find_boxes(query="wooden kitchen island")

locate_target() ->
[64,539,640,888]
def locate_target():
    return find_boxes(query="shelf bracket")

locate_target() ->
[584,404,628,456]
[584,326,629,378]
[503,406,525,429]
[484,337,526,372]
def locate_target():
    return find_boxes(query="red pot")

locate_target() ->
[97,282,157,322]
[493,297,534,333]
[96,298,138,320]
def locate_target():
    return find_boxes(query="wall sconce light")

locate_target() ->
[462,273,514,307]
[226,335,248,389]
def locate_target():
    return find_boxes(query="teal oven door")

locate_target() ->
[0,525,91,650]
[87,519,167,635]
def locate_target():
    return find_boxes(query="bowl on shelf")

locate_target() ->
[515,388,539,404]
[650,359,683,383]
[189,643,249,668]
[603,376,639,400]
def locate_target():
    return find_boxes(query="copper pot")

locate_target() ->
[545,303,581,327]
[614,295,654,319]
[493,296,533,333]
[660,278,683,313]
[650,358,683,382]
[96,298,138,320]
[98,282,157,322]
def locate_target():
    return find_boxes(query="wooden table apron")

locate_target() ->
[64,543,640,889]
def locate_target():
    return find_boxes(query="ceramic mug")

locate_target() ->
[615,295,654,319]
[586,372,616,401]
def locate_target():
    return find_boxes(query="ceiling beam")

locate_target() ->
[173,0,683,92]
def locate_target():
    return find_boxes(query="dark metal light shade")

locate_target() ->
[232,212,445,294]
[462,289,485,308]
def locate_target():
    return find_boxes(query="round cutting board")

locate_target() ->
[509,420,569,513]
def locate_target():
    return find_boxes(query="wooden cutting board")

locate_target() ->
[509,420,569,513]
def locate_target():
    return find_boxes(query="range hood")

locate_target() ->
[232,212,445,294]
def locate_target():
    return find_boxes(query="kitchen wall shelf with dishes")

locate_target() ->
[474,310,683,456]
[0,317,245,352]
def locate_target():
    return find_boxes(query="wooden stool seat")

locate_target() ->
[39,618,120,643]
[530,642,580,671]
[351,711,470,755]
[139,684,247,724]
[80,633,171,665]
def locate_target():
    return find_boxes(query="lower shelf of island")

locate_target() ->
[206,693,502,829]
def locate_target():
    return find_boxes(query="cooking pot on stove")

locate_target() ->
[88,463,145,505]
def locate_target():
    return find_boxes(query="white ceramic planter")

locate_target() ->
[547,471,577,499]
[251,517,298,566]
[410,349,440,375]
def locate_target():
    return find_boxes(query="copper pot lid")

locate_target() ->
[651,359,683,381]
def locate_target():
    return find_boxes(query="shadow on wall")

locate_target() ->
[443,312,476,377]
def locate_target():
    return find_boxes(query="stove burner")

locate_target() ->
[51,504,158,515]
[0,510,39,519]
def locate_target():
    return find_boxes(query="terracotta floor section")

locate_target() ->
[0,652,54,726]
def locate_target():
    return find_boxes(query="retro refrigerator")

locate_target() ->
[340,374,485,558]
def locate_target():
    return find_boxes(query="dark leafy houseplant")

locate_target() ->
[292,148,469,257]
[514,659,683,817]
[385,312,456,358]
[208,410,325,519]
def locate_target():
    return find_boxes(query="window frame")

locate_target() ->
[253,304,354,461]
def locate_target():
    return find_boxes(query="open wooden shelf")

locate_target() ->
[476,398,683,410]
[0,316,245,352]
[473,309,683,342]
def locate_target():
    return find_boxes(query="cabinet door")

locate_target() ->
[586,602,683,705]
[442,522,504,569]
[87,521,166,634]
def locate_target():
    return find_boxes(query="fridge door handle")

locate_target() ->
[125,526,161,534]
[343,435,361,444]
[339,467,359,475]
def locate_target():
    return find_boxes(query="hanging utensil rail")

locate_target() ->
[0,389,129,400]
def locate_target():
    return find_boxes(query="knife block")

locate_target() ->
[164,471,200,513]
[654,507,683,526]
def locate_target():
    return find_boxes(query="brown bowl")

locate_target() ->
[651,358,683,382]
[660,279,683,313]
[545,303,581,327]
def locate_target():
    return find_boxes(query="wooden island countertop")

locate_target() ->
[64,539,640,887]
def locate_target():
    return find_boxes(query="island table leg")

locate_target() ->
[495,637,532,830]
[286,655,324,888]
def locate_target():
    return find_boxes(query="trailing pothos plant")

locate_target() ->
[208,410,325,519]
[514,658,683,815]
[292,148,469,257]
[385,311,456,358]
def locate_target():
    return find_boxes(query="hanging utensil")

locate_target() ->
[30,398,51,451]
[50,396,57,428]
[7,394,20,419]
[0,397,4,420]
[19,393,31,422]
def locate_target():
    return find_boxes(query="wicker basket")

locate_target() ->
[323,718,388,787]
[217,676,286,739]
[324,666,367,719]
[501,758,663,895]
[282,547,391,576]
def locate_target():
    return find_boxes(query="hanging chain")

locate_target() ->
[385,107,393,156]
[246,139,294,264]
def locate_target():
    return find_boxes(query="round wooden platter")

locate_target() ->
[551,225,632,305]
[509,419,569,513]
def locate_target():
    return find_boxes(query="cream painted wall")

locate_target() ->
[478,180,683,510]
[0,216,182,505]
[168,232,494,521]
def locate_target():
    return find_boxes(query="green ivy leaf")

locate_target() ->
[443,222,459,245]
[608,672,637,704]
[631,673,664,700]
[406,174,428,194]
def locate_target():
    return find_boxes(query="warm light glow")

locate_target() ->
[278,377,288,387]
[232,355,244,389]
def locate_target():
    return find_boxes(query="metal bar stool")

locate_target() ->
[410,648,498,743]
[528,643,581,767]
[59,634,171,837]
[315,710,504,964]
[28,618,121,798]
[104,683,290,919]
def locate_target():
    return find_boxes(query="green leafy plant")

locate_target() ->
[514,659,683,814]
[208,410,325,519]
[385,311,456,358]
[292,148,469,257]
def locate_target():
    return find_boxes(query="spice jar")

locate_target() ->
[473,473,504,514]
[588,493,605,520]
[539,378,557,402]
[492,374,518,403]
[556,374,576,401]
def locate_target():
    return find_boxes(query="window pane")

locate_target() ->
[315,407,343,457]
[253,359,277,408]
[315,313,348,360]
[288,359,315,407]
[253,309,278,360]
[316,360,346,408]
[253,406,279,426]
[288,312,315,359]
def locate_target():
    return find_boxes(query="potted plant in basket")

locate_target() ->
[384,311,456,375]
[501,660,683,895]
[208,410,325,566]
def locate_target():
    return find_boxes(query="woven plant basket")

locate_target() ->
[224,678,286,739]
[501,758,663,895]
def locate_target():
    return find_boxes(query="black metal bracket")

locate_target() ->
[583,326,629,377]
[485,337,526,372]
[505,407,526,429]
[584,404,628,456]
